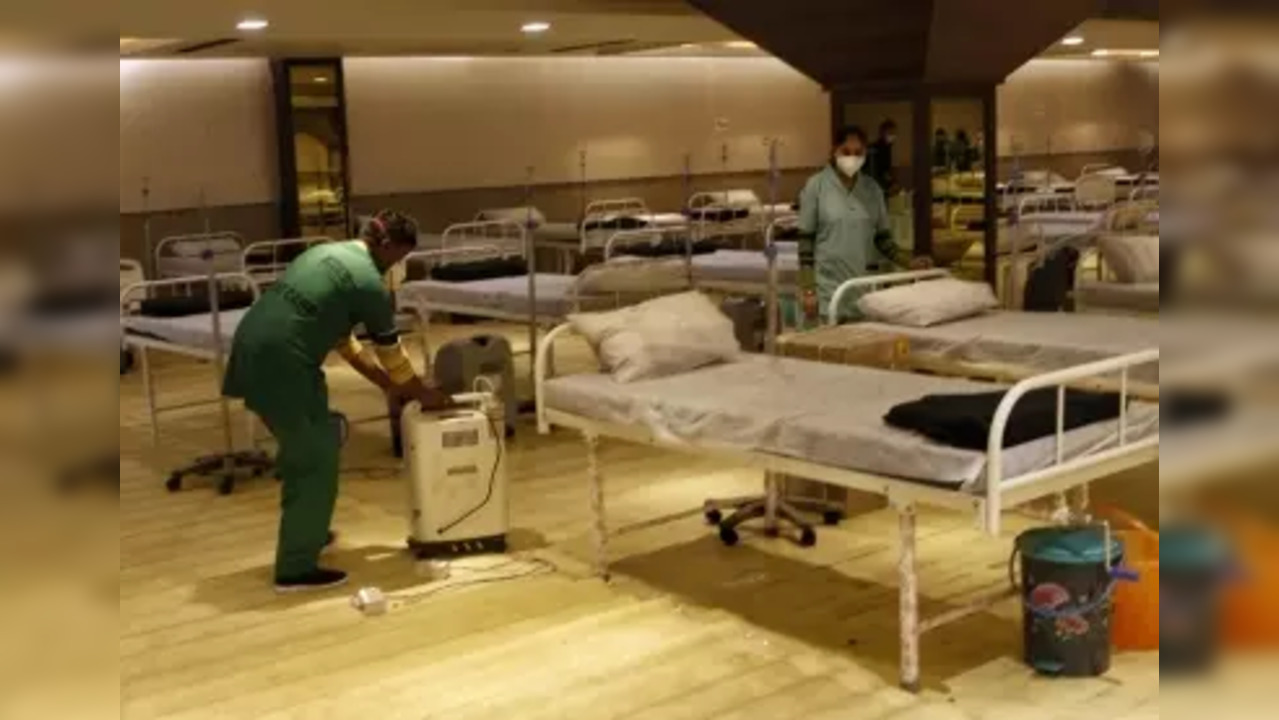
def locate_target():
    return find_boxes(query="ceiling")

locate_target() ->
[113,0,736,58]
[9,2,1145,63]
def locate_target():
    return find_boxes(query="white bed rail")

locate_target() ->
[154,232,246,265]
[984,348,1160,535]
[120,272,262,314]
[240,236,331,283]
[440,219,528,260]
[602,227,686,261]
[827,269,951,325]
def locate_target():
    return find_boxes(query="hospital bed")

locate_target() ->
[396,219,693,385]
[120,272,270,494]
[534,324,1159,691]
[153,232,246,279]
[824,270,1163,397]
[686,189,794,248]
[238,236,332,286]
[483,198,689,274]
[689,217,799,297]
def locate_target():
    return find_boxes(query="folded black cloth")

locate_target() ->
[687,207,751,224]
[138,291,256,318]
[885,387,1123,451]
[772,225,801,241]
[580,215,649,232]
[429,256,528,282]
[1023,245,1080,312]
[1162,390,1231,429]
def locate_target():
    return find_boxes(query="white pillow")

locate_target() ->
[569,291,740,383]
[1099,234,1160,283]
[573,256,692,296]
[857,278,997,328]
[477,206,546,227]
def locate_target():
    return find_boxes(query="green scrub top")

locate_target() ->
[223,240,397,423]
[797,165,892,321]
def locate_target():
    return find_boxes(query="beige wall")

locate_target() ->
[343,56,830,196]
[119,59,278,214]
[998,58,1158,159]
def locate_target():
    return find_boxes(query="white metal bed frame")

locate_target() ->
[690,216,800,298]
[239,236,333,286]
[120,272,270,493]
[533,324,1159,691]
[153,232,247,281]
[399,220,693,384]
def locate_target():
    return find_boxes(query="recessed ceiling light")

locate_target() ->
[1061,36,1084,46]
[725,41,757,49]
[521,21,551,34]
[236,18,269,32]
[314,76,329,84]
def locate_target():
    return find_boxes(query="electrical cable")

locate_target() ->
[391,556,557,610]
[436,376,503,535]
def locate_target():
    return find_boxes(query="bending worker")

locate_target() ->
[223,210,452,593]
[797,125,932,325]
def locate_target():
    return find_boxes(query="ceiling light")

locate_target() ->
[1140,50,1159,58]
[1091,49,1110,57]
[521,21,551,34]
[236,18,269,32]
[1061,36,1084,46]
[725,41,757,49]
[314,76,329,84]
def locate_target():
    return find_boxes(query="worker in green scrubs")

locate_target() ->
[797,125,932,325]
[223,210,452,592]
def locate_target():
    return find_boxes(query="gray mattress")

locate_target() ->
[398,274,616,319]
[1075,281,1160,313]
[691,248,798,287]
[856,311,1162,383]
[545,356,1157,492]
[122,309,248,353]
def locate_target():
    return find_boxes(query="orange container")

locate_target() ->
[1098,508,1160,651]
[1220,516,1279,649]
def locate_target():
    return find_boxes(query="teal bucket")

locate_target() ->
[1013,526,1134,677]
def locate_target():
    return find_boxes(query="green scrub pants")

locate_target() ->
[225,328,341,580]
[255,392,340,580]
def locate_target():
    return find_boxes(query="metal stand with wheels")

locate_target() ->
[701,141,843,547]
[165,258,273,495]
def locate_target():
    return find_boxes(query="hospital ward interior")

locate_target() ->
[7,1,1279,718]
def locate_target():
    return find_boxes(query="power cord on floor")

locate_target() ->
[352,555,558,616]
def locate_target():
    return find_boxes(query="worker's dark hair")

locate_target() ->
[879,119,897,134]
[832,125,869,147]
[365,210,418,248]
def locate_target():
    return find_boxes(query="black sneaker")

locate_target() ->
[274,568,348,594]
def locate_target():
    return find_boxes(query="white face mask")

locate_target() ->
[835,154,865,177]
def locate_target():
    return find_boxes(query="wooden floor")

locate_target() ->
[111,323,1265,719]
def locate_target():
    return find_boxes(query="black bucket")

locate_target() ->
[1160,525,1233,675]
[1014,526,1137,677]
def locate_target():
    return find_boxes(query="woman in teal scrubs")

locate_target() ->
[224,210,452,592]
[797,126,932,325]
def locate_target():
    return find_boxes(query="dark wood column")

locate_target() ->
[982,84,999,288]
[911,90,933,259]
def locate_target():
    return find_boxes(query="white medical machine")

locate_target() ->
[401,391,508,559]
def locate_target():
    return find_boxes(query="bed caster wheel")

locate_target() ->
[251,467,265,478]
[799,528,818,547]
[704,508,723,525]
[165,474,181,493]
[763,526,780,538]
[822,510,843,526]
[718,525,740,547]
[217,477,235,496]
